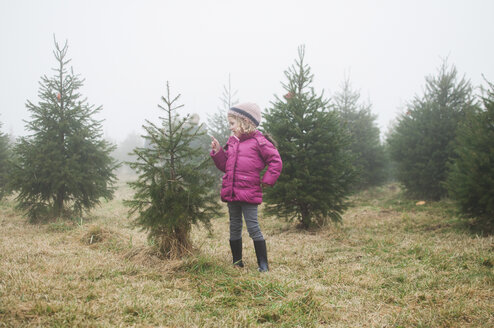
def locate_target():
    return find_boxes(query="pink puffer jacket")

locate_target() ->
[211,131,282,204]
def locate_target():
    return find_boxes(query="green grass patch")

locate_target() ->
[1,182,493,327]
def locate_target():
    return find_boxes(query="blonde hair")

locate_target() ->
[228,114,257,136]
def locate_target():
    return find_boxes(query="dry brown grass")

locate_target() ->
[0,182,493,327]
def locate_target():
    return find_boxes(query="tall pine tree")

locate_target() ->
[387,60,476,200]
[0,120,10,200]
[262,45,356,229]
[333,77,387,190]
[446,80,494,223]
[10,38,118,221]
[126,82,220,258]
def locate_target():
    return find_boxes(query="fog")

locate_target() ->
[1,0,493,142]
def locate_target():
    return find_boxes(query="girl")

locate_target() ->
[210,102,282,272]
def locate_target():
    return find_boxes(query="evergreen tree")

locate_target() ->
[387,61,476,200]
[207,74,238,146]
[207,75,239,189]
[262,45,356,229]
[333,77,387,189]
[112,131,143,175]
[113,132,143,163]
[10,39,118,221]
[0,120,10,200]
[446,80,494,222]
[126,82,220,258]
[187,114,214,188]
[188,113,211,155]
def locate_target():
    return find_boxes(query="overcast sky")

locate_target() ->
[1,0,493,142]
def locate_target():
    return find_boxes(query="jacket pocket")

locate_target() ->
[236,175,261,188]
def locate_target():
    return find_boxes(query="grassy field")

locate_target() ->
[0,181,493,327]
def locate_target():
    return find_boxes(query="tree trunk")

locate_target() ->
[54,190,64,217]
[300,203,311,229]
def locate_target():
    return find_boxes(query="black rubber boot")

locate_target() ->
[253,240,269,272]
[229,239,244,267]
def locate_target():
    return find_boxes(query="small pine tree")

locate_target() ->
[446,80,494,223]
[0,120,10,200]
[9,38,118,221]
[387,60,476,200]
[333,77,387,189]
[262,45,356,229]
[126,82,220,258]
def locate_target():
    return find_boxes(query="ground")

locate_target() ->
[0,181,492,327]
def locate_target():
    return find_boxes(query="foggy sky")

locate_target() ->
[1,0,493,142]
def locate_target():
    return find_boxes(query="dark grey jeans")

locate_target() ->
[227,202,264,241]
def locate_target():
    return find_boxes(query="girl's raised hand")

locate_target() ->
[211,136,221,154]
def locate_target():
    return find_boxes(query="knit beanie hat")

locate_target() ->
[228,102,261,127]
